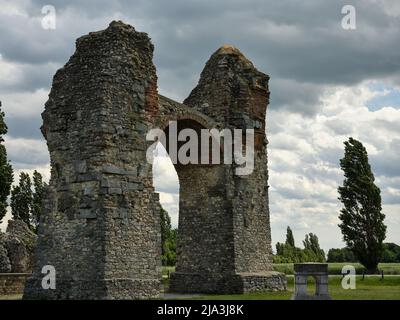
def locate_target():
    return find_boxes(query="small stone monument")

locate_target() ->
[292,263,332,300]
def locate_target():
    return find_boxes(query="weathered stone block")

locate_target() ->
[77,209,97,219]
[24,21,281,299]
[73,160,87,173]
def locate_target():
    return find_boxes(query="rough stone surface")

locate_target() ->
[24,21,285,299]
[169,45,275,293]
[24,21,162,300]
[170,272,287,294]
[237,272,287,293]
[0,273,31,295]
[0,220,37,273]
[0,238,11,273]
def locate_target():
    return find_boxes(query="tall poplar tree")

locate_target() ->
[338,137,386,273]
[285,226,295,247]
[11,172,32,226]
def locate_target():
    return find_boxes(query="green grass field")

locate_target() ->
[1,264,399,300]
[163,263,400,277]
[3,276,400,300]
[162,263,400,300]
[194,275,400,300]
[273,262,400,275]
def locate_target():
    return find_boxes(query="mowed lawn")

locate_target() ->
[162,263,400,277]
[1,264,399,300]
[163,263,400,300]
[273,262,400,275]
[3,276,400,300]
[194,275,400,300]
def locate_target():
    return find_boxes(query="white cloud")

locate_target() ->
[0,207,11,232]
[159,192,179,228]
[0,0,30,17]
[3,136,49,168]
[378,0,400,17]
[268,81,400,251]
[0,87,48,117]
[152,144,180,228]
[0,164,50,232]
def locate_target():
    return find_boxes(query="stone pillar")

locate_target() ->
[24,21,162,299]
[292,263,332,300]
[169,45,286,293]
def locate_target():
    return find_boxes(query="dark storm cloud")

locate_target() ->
[269,79,324,116]
[1,0,399,112]
[6,116,43,139]
[370,139,400,177]
[5,137,49,167]
[0,12,73,64]
[0,60,56,93]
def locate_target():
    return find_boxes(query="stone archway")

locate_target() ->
[156,115,233,293]
[23,21,286,299]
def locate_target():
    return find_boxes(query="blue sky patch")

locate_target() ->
[366,84,400,111]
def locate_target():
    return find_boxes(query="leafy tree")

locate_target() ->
[274,228,326,263]
[10,171,46,232]
[275,242,284,256]
[274,226,296,262]
[303,233,326,262]
[338,137,386,273]
[381,243,400,263]
[160,207,177,266]
[327,248,343,262]
[11,172,32,227]
[285,226,295,247]
[31,170,46,230]
[327,247,356,262]
[274,242,297,263]
[0,102,13,223]
[160,207,172,249]
[163,229,177,266]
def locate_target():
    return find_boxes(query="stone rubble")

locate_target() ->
[0,220,37,273]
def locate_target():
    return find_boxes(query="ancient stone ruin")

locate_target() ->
[0,220,37,274]
[24,21,286,299]
[0,220,36,295]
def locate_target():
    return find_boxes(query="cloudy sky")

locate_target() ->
[0,0,399,252]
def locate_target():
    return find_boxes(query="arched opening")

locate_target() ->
[152,141,179,271]
[306,276,317,295]
[152,142,179,228]
[152,118,233,293]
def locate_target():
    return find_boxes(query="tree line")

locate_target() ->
[0,102,46,232]
[274,226,399,265]
[274,226,326,263]
[327,243,400,263]
[160,207,177,266]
